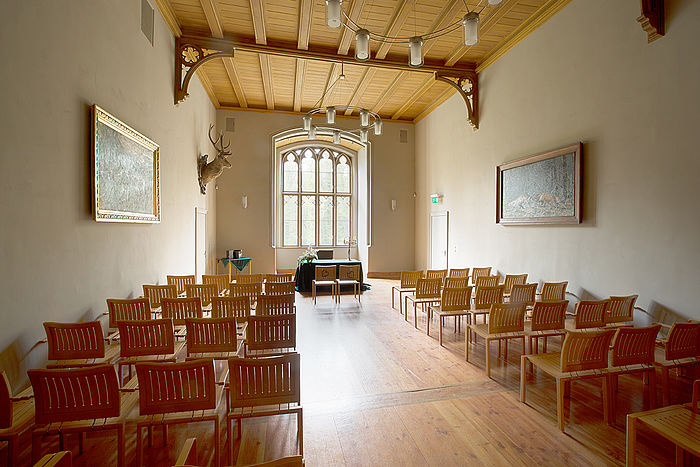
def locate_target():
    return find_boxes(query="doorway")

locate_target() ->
[430,211,448,270]
[195,207,207,281]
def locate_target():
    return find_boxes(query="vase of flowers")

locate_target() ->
[297,245,318,266]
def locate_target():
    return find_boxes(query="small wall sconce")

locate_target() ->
[391,199,397,211]
[242,195,248,209]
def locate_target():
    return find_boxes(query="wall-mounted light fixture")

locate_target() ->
[242,195,248,209]
[391,199,397,211]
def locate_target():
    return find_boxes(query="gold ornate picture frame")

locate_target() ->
[91,105,161,223]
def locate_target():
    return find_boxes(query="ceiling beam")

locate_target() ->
[259,55,275,110]
[199,0,224,38]
[337,0,367,55]
[223,57,248,108]
[153,0,182,37]
[248,0,274,109]
[372,71,405,114]
[422,0,464,57]
[391,74,435,119]
[321,63,342,108]
[343,68,376,115]
[374,0,412,59]
[293,59,306,112]
[294,0,313,113]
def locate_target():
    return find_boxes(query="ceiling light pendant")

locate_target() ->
[355,29,370,61]
[333,130,341,144]
[326,106,336,124]
[360,128,369,143]
[463,12,479,46]
[373,119,382,135]
[326,0,343,28]
[359,109,370,127]
[303,115,312,131]
[408,36,423,67]
[308,125,317,140]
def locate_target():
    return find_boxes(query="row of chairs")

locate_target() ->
[166,273,293,296]
[310,265,362,304]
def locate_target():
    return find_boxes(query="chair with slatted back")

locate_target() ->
[258,295,296,315]
[162,297,203,339]
[654,322,700,406]
[265,281,296,297]
[175,437,304,467]
[425,269,447,285]
[467,303,527,378]
[405,278,442,329]
[142,284,178,313]
[448,268,470,279]
[116,319,185,386]
[391,271,422,314]
[185,283,218,311]
[608,325,661,420]
[265,273,294,283]
[336,265,361,303]
[475,275,500,288]
[185,317,243,362]
[525,300,569,356]
[443,277,469,289]
[312,265,336,304]
[203,274,230,296]
[566,299,610,330]
[1,371,34,467]
[44,321,119,369]
[28,365,134,466]
[605,294,638,326]
[211,296,251,331]
[106,298,151,341]
[502,274,528,295]
[229,282,262,310]
[236,274,264,284]
[227,354,303,464]
[167,275,195,296]
[135,359,222,467]
[509,283,538,308]
[430,287,472,345]
[467,285,505,326]
[34,451,72,467]
[245,314,297,357]
[539,281,568,301]
[471,267,492,286]
[521,329,616,431]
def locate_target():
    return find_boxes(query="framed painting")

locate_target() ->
[91,105,160,223]
[496,143,581,225]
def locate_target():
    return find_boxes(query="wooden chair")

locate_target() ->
[448,268,470,278]
[508,283,537,308]
[162,297,203,339]
[185,317,243,361]
[202,274,230,296]
[34,451,72,466]
[265,273,294,283]
[258,295,296,315]
[429,287,472,345]
[245,314,296,357]
[526,300,569,356]
[116,319,185,386]
[44,321,119,368]
[265,281,296,296]
[211,296,251,322]
[425,269,447,284]
[336,265,361,303]
[391,271,422,314]
[471,267,492,286]
[28,365,131,466]
[227,354,303,464]
[502,274,528,295]
[475,275,500,288]
[443,277,469,288]
[608,325,661,420]
[167,275,195,296]
[106,298,151,332]
[654,322,700,406]
[229,282,262,310]
[467,303,527,378]
[520,329,616,431]
[312,265,336,304]
[605,294,638,326]
[405,278,442,328]
[236,274,264,284]
[134,359,221,467]
[175,437,305,466]
[142,284,177,312]
[467,285,505,326]
[539,281,568,301]
[0,371,34,467]
[185,283,218,310]
[567,299,609,330]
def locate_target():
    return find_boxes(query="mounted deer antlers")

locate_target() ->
[198,124,232,194]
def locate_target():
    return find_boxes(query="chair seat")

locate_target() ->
[312,280,336,286]
[336,279,360,285]
[652,347,700,368]
[525,352,608,380]
[120,341,186,363]
[406,295,440,304]
[469,323,525,340]
[47,343,121,369]
[134,385,224,426]
[392,286,415,292]
[228,402,302,419]
[0,397,34,439]
[432,307,469,318]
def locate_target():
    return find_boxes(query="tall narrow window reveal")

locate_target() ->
[280,147,353,247]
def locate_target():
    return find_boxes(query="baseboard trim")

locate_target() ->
[366,272,401,279]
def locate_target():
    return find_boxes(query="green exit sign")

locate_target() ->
[430,193,442,204]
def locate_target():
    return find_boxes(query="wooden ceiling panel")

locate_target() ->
[264,0,299,43]
[375,72,427,116]
[307,0,344,50]
[218,0,256,37]
[300,60,335,110]
[202,59,239,107]
[233,50,268,108]
[169,0,209,31]
[269,55,297,110]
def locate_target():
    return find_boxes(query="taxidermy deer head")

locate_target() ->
[198,124,232,194]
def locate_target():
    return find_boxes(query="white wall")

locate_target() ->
[0,0,216,389]
[415,0,700,323]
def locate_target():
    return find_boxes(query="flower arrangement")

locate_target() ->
[297,245,318,265]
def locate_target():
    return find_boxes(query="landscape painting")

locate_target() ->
[496,143,581,225]
[92,105,160,223]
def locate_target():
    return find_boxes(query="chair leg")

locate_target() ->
[661,367,670,406]
[79,431,84,455]
[520,356,528,402]
[465,327,470,362]
[214,418,220,467]
[439,316,444,346]
[117,425,125,467]
[504,338,508,362]
[426,309,431,336]
[626,415,637,467]
[413,303,418,329]
[603,376,612,425]
[8,435,18,467]
[486,338,491,378]
[312,283,316,304]
[556,378,566,431]
[162,424,167,446]
[31,432,41,465]
[648,369,657,409]
[137,426,144,467]
[297,409,304,456]
[392,288,395,309]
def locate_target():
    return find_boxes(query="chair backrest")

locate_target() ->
[560,329,616,372]
[142,284,178,309]
[415,278,442,299]
[246,314,296,353]
[605,294,638,324]
[425,269,447,283]
[399,270,423,288]
[161,297,203,325]
[44,321,105,361]
[265,281,296,296]
[440,287,472,311]
[540,281,568,301]
[265,273,294,283]
[258,295,296,315]
[474,285,504,309]
[475,275,500,288]
[509,283,538,307]
[117,319,175,358]
[202,274,229,294]
[488,304,526,334]
[237,274,264,284]
[502,274,528,294]
[0,371,11,428]
[167,275,195,295]
[314,265,336,281]
[185,283,218,307]
[229,282,262,304]
[106,298,150,329]
[338,265,361,281]
[530,300,568,332]
[611,325,661,367]
[444,277,469,289]
[448,268,470,279]
[471,267,492,285]
[573,299,610,329]
[186,317,239,355]
[211,296,251,320]
[665,322,700,360]
[136,359,217,415]
[316,249,333,259]
[28,364,120,424]
[228,353,301,409]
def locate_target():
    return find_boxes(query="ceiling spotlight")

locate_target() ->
[359,109,370,127]
[360,128,368,143]
[463,12,479,46]
[326,0,343,28]
[373,119,382,135]
[303,115,312,131]
[355,29,370,61]
[308,125,317,140]
[408,36,423,67]
[333,130,341,144]
[326,106,336,124]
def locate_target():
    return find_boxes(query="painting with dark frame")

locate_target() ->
[91,105,161,223]
[496,143,581,225]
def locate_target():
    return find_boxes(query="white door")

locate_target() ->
[195,208,207,281]
[430,211,448,270]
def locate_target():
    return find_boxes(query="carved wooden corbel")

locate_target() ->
[637,0,664,43]
[434,72,479,130]
[175,38,233,104]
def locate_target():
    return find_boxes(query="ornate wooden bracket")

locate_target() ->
[434,72,479,130]
[175,38,233,104]
[637,0,664,43]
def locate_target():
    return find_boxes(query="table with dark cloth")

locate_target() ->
[294,259,364,293]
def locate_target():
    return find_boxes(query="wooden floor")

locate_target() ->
[4,279,697,466]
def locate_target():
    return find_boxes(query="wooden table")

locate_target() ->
[218,257,253,283]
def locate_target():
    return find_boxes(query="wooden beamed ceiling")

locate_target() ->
[160,0,572,122]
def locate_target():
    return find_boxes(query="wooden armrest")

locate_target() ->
[653,322,672,329]
[564,291,580,300]
[38,339,47,344]
[10,395,34,402]
[565,312,576,317]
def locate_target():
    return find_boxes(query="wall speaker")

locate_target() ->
[399,129,408,143]
[226,117,236,133]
